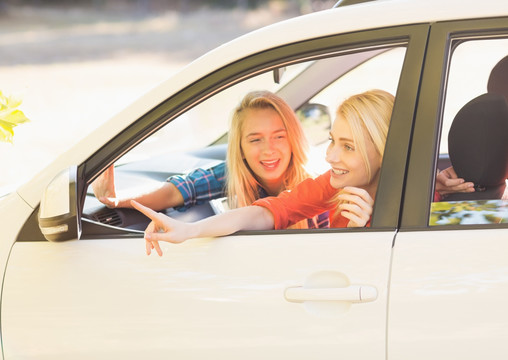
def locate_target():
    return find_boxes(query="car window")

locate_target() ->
[430,37,508,226]
[83,43,408,235]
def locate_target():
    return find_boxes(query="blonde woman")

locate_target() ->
[132,89,394,256]
[92,90,328,229]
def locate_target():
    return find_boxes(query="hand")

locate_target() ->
[435,166,474,196]
[336,186,373,227]
[91,165,120,208]
[131,200,195,256]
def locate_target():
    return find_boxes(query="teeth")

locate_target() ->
[332,169,348,175]
[261,160,278,167]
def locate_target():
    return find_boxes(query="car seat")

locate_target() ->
[487,55,508,102]
[446,93,508,201]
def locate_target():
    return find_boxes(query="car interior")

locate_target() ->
[430,45,508,226]
[80,46,407,237]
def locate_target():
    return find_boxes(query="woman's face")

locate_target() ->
[325,115,381,192]
[240,108,292,194]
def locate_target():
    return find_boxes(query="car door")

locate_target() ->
[2,25,428,359]
[388,18,508,359]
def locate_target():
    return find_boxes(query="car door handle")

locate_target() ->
[284,285,377,303]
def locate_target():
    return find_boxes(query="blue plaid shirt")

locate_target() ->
[168,162,329,229]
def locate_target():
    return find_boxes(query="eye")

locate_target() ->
[249,138,261,143]
[328,136,334,144]
[344,144,355,151]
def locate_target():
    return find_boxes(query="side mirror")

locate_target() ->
[296,103,332,145]
[38,166,81,242]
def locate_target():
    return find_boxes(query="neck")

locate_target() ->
[259,179,285,196]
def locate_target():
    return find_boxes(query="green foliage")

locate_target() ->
[430,200,508,226]
[0,91,30,143]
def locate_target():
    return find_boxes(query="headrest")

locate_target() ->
[447,93,508,200]
[487,55,508,101]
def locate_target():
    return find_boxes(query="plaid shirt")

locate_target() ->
[168,161,329,229]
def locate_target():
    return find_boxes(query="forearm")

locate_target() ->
[190,205,275,238]
[118,182,184,210]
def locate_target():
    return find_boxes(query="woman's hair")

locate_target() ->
[332,89,394,220]
[336,89,394,181]
[226,90,310,209]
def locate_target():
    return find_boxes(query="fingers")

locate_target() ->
[132,201,165,256]
[131,200,163,222]
[133,200,179,255]
[448,181,475,193]
[145,238,163,257]
[132,200,191,254]
[435,177,475,195]
[340,208,368,227]
[337,187,373,227]
[440,176,463,187]
[339,187,374,206]
[338,201,371,227]
[441,166,457,178]
[436,166,475,195]
[145,239,153,256]
[99,196,120,208]
[152,240,163,256]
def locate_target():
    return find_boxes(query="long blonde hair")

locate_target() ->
[226,90,310,215]
[336,89,394,181]
[332,90,394,218]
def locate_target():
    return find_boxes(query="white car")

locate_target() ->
[1,0,508,359]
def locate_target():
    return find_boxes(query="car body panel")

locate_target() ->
[2,231,393,359]
[0,193,34,346]
[388,229,508,359]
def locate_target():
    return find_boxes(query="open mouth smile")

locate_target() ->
[260,159,280,169]
[331,168,349,175]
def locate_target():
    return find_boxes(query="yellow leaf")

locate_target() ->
[0,91,30,143]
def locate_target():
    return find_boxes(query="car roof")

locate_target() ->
[17,0,508,207]
[117,0,508,140]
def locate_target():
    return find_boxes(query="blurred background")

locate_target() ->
[0,0,335,193]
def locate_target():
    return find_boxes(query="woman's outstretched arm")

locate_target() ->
[131,200,275,256]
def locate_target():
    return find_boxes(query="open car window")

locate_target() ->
[430,37,508,226]
[82,44,407,236]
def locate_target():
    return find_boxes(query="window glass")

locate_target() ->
[430,38,508,226]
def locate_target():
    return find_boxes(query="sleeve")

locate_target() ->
[253,171,336,229]
[167,162,227,211]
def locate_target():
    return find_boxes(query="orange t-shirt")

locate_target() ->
[253,170,353,229]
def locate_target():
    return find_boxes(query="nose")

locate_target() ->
[262,138,276,154]
[326,144,340,164]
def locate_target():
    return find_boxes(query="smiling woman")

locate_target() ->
[226,90,309,208]
[91,90,329,231]
[131,89,395,256]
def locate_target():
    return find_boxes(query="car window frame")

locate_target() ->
[400,16,508,231]
[15,24,430,242]
[77,24,428,237]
